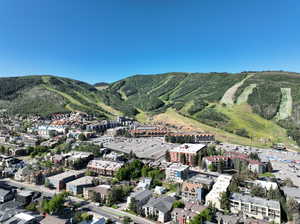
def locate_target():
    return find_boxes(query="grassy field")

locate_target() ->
[152,107,298,150]
[215,104,293,145]
[236,84,257,104]
[275,88,293,120]
[220,74,253,106]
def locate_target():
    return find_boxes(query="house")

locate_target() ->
[136,178,152,190]
[181,174,214,202]
[205,175,232,210]
[154,186,166,195]
[143,196,176,223]
[166,163,189,183]
[46,170,85,191]
[87,160,123,176]
[40,215,68,224]
[0,188,14,203]
[15,190,34,205]
[229,193,281,224]
[127,189,152,212]
[172,202,207,224]
[169,144,207,165]
[84,185,111,203]
[216,213,241,224]
[66,176,94,195]
[252,180,278,191]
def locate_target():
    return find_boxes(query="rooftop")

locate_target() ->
[230,193,280,209]
[66,176,94,186]
[167,163,189,171]
[47,170,84,182]
[170,144,206,154]
[87,159,123,170]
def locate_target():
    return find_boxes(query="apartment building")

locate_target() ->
[205,175,232,210]
[165,163,189,183]
[87,160,123,176]
[169,144,207,165]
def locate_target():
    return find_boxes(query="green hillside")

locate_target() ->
[99,71,300,149]
[2,72,300,150]
[0,75,110,119]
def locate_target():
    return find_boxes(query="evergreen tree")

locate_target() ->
[165,150,171,162]
[180,153,187,165]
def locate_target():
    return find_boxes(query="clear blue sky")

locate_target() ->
[0,0,299,83]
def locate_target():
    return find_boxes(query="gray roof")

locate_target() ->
[143,196,175,214]
[230,193,280,210]
[131,189,152,202]
[0,189,11,198]
[282,187,300,202]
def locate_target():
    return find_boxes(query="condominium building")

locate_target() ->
[229,193,281,224]
[170,144,207,165]
[87,160,123,176]
[165,163,189,183]
[181,174,215,202]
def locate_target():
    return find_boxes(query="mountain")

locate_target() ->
[1,71,300,150]
[99,71,300,150]
[0,75,111,119]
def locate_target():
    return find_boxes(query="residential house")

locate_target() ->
[0,188,14,203]
[136,178,152,190]
[229,193,281,224]
[172,202,207,224]
[84,185,111,203]
[143,196,176,223]
[127,189,152,212]
[154,186,166,195]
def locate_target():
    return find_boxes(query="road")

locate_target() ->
[3,178,156,224]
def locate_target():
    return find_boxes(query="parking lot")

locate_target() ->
[217,143,300,187]
[101,137,177,160]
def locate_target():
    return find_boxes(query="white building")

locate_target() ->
[205,174,232,210]
[165,163,189,183]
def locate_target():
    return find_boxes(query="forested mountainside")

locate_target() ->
[1,71,300,149]
[0,75,110,119]
[99,71,300,149]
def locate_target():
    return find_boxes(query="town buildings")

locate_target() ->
[46,170,85,191]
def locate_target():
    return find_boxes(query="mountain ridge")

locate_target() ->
[1,71,300,150]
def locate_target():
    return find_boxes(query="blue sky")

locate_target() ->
[0,0,299,83]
